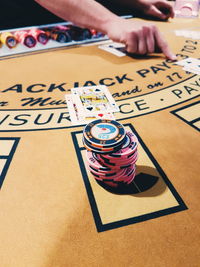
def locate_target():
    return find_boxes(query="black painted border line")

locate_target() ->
[0,137,20,188]
[171,100,200,131]
[171,100,200,132]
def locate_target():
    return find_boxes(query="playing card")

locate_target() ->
[175,57,200,68]
[183,66,200,75]
[93,112,116,121]
[98,42,126,57]
[71,85,119,115]
[65,94,115,125]
[65,94,82,125]
[174,30,200,39]
[175,57,200,75]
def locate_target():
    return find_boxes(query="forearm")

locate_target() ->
[102,0,145,10]
[35,0,176,60]
[35,0,119,33]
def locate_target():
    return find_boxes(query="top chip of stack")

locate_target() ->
[83,119,126,154]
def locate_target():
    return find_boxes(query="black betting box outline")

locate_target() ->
[0,137,20,188]
[71,123,188,232]
[171,100,200,132]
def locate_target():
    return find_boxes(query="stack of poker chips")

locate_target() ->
[83,119,138,188]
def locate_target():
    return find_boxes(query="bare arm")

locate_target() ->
[35,0,176,60]
[35,0,118,33]
[109,0,175,20]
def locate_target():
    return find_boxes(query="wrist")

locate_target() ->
[100,16,123,35]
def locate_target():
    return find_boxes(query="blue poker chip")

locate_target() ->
[83,137,124,154]
[102,131,138,159]
[85,132,127,149]
[83,119,126,148]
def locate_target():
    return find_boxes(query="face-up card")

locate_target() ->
[183,66,200,75]
[93,112,115,121]
[65,94,81,124]
[174,30,200,39]
[65,94,115,125]
[71,85,119,115]
[175,57,200,68]
[98,42,126,57]
[176,57,200,75]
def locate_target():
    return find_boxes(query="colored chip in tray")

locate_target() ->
[29,28,49,45]
[0,32,18,48]
[42,27,72,43]
[14,30,37,48]
[83,119,139,188]
[0,23,106,55]
[90,29,105,38]
[68,25,92,41]
[52,29,72,43]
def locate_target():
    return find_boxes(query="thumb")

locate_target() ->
[147,5,167,20]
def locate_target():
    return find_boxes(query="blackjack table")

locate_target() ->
[0,15,200,267]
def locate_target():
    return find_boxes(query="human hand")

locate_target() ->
[105,18,177,60]
[134,0,175,20]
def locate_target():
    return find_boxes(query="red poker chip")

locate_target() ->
[109,153,138,167]
[102,131,138,159]
[86,151,112,171]
[99,160,136,172]
[15,30,37,48]
[88,161,126,174]
[90,167,126,180]
[121,171,136,184]
[126,173,136,184]
[29,29,49,45]
[88,164,117,175]
[87,163,119,177]
[94,168,136,187]
[99,150,138,165]
[111,162,135,170]
[113,166,135,182]
[100,180,118,188]
[118,171,136,184]
[90,168,126,181]
[89,172,113,182]
[96,151,138,167]
[92,152,137,171]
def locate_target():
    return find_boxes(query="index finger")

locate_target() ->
[156,1,175,18]
[153,26,176,60]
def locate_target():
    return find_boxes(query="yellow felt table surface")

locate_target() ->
[0,17,200,267]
